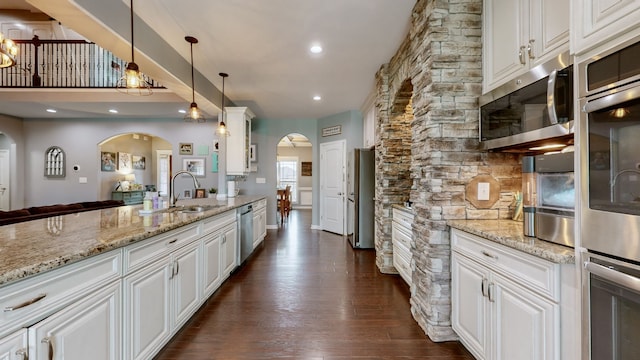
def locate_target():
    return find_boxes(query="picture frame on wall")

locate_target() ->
[101,151,116,172]
[117,152,131,172]
[182,157,205,177]
[179,143,193,155]
[132,155,146,170]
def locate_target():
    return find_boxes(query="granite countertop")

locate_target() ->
[0,195,266,287]
[447,219,575,264]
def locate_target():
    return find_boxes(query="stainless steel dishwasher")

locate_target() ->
[239,204,253,264]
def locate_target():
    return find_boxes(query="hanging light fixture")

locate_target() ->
[184,36,205,122]
[0,31,18,68]
[217,72,230,135]
[116,0,152,96]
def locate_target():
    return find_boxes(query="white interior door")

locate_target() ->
[320,140,346,234]
[0,150,9,211]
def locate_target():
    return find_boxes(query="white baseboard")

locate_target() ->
[266,224,278,230]
[311,224,321,230]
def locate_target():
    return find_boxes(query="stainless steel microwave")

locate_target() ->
[479,52,573,150]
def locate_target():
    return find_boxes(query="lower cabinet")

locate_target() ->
[0,329,27,360]
[451,229,560,360]
[252,199,267,249]
[392,207,413,286]
[0,206,254,360]
[28,282,121,360]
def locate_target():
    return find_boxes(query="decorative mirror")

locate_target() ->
[45,146,66,178]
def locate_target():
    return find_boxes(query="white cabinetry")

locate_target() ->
[122,224,201,360]
[28,282,121,360]
[221,223,238,279]
[392,207,413,286]
[572,0,640,55]
[225,107,254,175]
[252,199,267,249]
[0,330,27,360]
[483,0,569,92]
[451,229,560,360]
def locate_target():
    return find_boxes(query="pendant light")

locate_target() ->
[116,0,152,96]
[217,72,230,135]
[184,36,205,122]
[0,31,18,68]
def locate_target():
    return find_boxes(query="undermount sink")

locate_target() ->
[174,204,225,213]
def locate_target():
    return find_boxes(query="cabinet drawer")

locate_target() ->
[123,224,200,274]
[202,211,236,235]
[393,245,412,285]
[393,208,414,228]
[0,251,121,337]
[451,229,559,301]
[392,222,412,250]
[253,199,267,211]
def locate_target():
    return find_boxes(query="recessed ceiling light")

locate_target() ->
[310,45,323,54]
[313,95,322,101]
[108,109,118,114]
[178,109,187,114]
[46,109,57,113]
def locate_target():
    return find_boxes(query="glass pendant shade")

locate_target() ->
[184,36,205,122]
[0,32,18,68]
[217,72,230,135]
[116,0,152,96]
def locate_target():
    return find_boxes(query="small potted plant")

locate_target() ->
[208,187,217,198]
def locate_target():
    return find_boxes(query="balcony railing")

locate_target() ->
[0,36,163,89]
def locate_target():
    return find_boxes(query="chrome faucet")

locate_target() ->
[170,170,200,207]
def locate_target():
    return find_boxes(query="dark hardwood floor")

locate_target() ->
[155,209,474,360]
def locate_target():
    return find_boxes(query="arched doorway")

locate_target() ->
[98,133,172,201]
[276,133,313,209]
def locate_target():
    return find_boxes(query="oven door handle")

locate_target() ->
[585,261,640,292]
[584,86,640,113]
[547,69,559,125]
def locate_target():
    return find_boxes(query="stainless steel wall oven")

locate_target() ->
[580,37,640,360]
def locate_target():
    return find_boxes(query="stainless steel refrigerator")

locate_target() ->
[347,148,375,248]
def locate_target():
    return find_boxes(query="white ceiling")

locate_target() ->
[0,0,415,120]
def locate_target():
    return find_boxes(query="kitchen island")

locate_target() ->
[0,195,266,360]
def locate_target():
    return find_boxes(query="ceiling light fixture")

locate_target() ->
[178,109,186,114]
[310,44,323,54]
[0,31,18,68]
[109,109,118,114]
[46,109,57,113]
[217,72,230,136]
[313,95,322,101]
[184,36,205,123]
[116,0,152,96]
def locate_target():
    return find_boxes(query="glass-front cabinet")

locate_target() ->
[225,107,254,175]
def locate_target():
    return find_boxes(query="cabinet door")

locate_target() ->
[28,282,120,360]
[451,252,490,360]
[252,212,261,247]
[0,329,27,360]
[222,224,238,278]
[123,259,171,360]
[529,0,569,67]
[573,0,640,54]
[483,0,527,91]
[491,273,558,360]
[171,241,201,331]
[202,232,222,298]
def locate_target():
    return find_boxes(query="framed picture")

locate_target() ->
[183,190,192,199]
[132,155,146,170]
[117,152,132,172]
[301,161,312,176]
[250,144,257,162]
[182,157,205,177]
[101,151,116,172]
[194,188,206,198]
[179,143,193,155]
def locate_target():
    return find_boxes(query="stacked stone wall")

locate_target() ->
[374,0,521,341]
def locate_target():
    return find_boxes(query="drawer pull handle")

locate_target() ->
[4,293,47,312]
[488,283,495,302]
[481,278,488,297]
[481,250,497,260]
[15,349,27,360]
[42,337,54,360]
[168,238,178,245]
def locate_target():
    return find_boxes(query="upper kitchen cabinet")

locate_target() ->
[225,107,254,175]
[483,0,570,93]
[572,0,640,55]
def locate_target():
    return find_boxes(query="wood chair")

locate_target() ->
[277,186,292,225]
